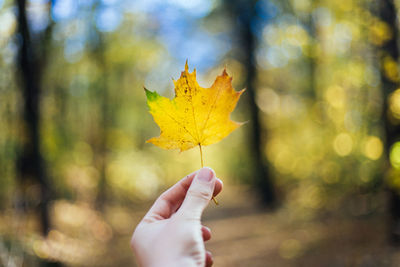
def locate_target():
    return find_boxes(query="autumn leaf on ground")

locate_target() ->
[145,62,245,154]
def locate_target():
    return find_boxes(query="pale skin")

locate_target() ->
[131,167,223,267]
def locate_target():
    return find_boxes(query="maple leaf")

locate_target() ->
[145,62,244,152]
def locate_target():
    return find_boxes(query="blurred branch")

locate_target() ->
[303,1,318,99]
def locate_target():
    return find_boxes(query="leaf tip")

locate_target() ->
[220,67,232,83]
[144,88,159,102]
[185,59,189,71]
[146,137,158,146]
[240,120,249,126]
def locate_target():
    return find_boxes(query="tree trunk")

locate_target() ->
[90,32,110,210]
[228,0,276,205]
[15,0,51,236]
[376,0,400,245]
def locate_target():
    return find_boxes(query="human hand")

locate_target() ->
[131,167,223,267]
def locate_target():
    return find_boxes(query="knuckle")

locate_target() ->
[188,188,212,201]
[159,191,170,201]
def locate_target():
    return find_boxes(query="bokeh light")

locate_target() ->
[333,133,353,157]
[364,136,383,160]
[390,142,400,169]
[389,88,400,120]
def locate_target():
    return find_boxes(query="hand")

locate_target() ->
[131,167,223,267]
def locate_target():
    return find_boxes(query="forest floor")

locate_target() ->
[202,185,400,267]
[2,184,400,267]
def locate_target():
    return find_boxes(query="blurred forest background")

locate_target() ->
[2,0,400,266]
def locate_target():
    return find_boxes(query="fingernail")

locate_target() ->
[197,167,214,182]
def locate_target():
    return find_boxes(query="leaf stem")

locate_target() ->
[199,143,204,168]
[198,144,218,205]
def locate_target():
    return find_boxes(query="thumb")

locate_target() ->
[177,167,216,220]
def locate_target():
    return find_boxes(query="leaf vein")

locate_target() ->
[185,77,200,144]
[155,102,197,143]
[200,85,223,143]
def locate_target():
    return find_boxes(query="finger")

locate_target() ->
[213,178,223,197]
[206,251,213,267]
[177,167,216,220]
[202,226,211,241]
[143,171,198,222]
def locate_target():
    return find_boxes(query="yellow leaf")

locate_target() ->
[145,62,244,152]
